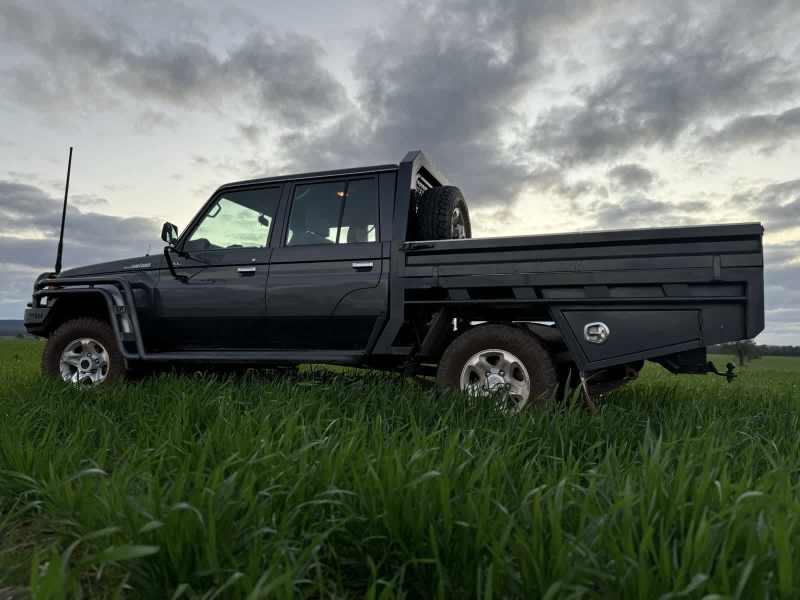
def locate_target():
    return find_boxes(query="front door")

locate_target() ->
[266,177,387,350]
[152,185,282,350]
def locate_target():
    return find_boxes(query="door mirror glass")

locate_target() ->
[161,222,179,246]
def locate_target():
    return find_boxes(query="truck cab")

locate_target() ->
[151,166,393,354]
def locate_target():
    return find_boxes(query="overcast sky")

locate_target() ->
[1,0,798,344]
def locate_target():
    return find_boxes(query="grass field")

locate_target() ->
[1,339,800,599]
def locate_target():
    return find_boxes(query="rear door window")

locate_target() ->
[339,179,378,244]
[286,178,378,246]
[286,181,345,246]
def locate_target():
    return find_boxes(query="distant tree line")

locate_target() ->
[710,340,800,364]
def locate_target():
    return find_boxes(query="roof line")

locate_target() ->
[217,163,399,190]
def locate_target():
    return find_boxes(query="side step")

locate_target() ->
[136,350,364,365]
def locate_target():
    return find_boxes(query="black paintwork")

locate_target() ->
[23,150,765,376]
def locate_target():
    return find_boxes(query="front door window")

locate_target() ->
[185,187,281,252]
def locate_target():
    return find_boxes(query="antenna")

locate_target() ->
[54,146,73,274]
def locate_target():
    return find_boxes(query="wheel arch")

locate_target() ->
[416,312,575,366]
[42,290,114,334]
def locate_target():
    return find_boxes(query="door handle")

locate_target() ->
[237,266,257,275]
[351,261,374,270]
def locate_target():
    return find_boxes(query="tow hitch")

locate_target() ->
[655,348,737,382]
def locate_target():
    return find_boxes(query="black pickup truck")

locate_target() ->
[24,151,764,409]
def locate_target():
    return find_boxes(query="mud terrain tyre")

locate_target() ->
[42,318,126,386]
[437,324,558,411]
[414,186,471,240]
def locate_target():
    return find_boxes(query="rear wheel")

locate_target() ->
[437,324,558,412]
[414,186,472,240]
[42,318,125,386]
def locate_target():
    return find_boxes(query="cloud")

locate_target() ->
[525,164,607,201]
[528,2,800,165]
[135,109,178,133]
[763,241,800,343]
[588,196,710,229]
[71,194,109,208]
[0,263,42,319]
[271,0,800,218]
[702,106,800,151]
[0,2,348,127]
[607,164,656,193]
[0,181,161,273]
[237,123,266,145]
[276,0,601,208]
[731,179,800,232]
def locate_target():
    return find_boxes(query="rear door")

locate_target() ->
[265,177,386,350]
[152,185,281,350]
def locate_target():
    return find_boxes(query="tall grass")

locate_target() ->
[1,338,800,598]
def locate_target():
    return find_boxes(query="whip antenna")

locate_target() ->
[54,146,73,274]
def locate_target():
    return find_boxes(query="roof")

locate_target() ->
[217,163,399,191]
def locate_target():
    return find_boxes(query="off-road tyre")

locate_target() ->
[414,186,472,240]
[42,317,126,385]
[437,323,558,409]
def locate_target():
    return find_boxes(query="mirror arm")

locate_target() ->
[163,246,189,282]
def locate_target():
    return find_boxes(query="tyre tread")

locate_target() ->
[437,323,558,408]
[41,317,125,383]
[415,186,471,240]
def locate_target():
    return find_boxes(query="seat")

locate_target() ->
[289,200,336,245]
[347,225,368,243]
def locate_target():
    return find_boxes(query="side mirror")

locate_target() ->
[161,222,179,246]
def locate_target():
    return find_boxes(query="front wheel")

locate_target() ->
[437,324,558,412]
[42,318,126,386]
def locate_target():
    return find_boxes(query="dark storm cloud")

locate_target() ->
[528,3,800,166]
[277,0,599,207]
[702,106,800,151]
[607,164,656,193]
[0,181,161,270]
[274,0,800,213]
[0,2,347,126]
